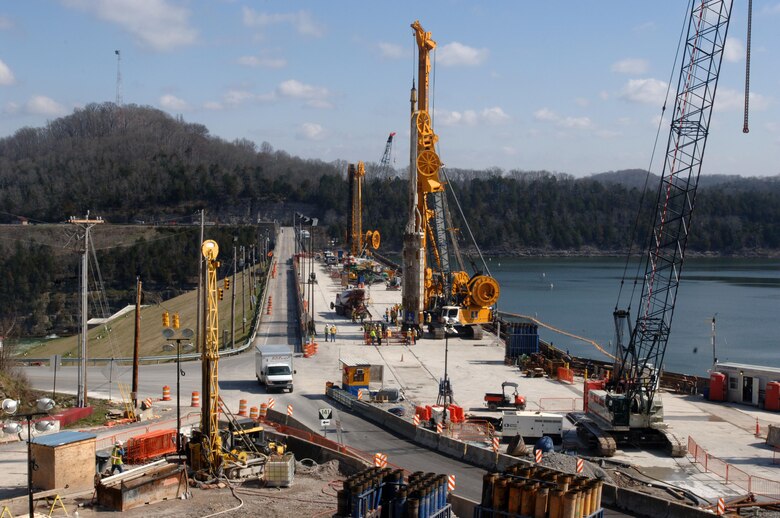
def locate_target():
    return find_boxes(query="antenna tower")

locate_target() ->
[115,50,123,105]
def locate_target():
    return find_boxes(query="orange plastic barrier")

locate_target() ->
[557,367,574,384]
[125,429,177,463]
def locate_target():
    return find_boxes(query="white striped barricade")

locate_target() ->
[576,458,583,474]
[287,404,293,417]
[436,421,443,434]
[492,436,499,453]
[413,414,420,427]
[357,389,364,401]
[267,397,275,410]
[373,453,387,468]
[717,497,725,516]
[447,475,455,492]
[535,449,542,463]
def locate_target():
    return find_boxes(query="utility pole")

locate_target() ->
[132,276,141,407]
[196,210,204,353]
[115,50,123,105]
[69,212,104,408]
[242,246,246,333]
[231,241,237,349]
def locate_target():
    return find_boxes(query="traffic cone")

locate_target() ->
[755,418,760,437]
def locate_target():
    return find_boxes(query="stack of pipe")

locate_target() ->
[336,467,451,518]
[479,464,603,518]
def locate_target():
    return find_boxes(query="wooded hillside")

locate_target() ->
[1,103,779,337]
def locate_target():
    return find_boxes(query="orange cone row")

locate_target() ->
[266,295,273,315]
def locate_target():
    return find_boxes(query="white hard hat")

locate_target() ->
[115,440,123,446]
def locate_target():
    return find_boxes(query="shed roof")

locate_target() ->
[340,357,371,367]
[31,431,96,447]
[715,362,780,376]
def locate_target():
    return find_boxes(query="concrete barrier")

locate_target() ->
[335,394,720,517]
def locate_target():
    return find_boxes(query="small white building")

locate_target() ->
[712,362,780,407]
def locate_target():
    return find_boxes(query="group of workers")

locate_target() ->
[322,324,338,342]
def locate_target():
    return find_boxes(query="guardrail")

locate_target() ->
[327,386,356,409]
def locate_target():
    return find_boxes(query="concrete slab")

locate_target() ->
[302,253,780,501]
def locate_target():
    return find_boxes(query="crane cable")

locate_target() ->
[743,0,752,133]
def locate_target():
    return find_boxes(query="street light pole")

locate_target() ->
[2,397,55,518]
[162,328,193,454]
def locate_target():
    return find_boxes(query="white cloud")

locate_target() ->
[0,59,15,85]
[62,0,196,51]
[237,55,286,68]
[242,8,324,37]
[26,95,67,116]
[224,89,256,105]
[378,42,403,59]
[596,130,621,139]
[723,37,744,63]
[760,3,780,15]
[276,79,331,108]
[297,122,325,140]
[714,89,770,112]
[502,146,518,156]
[437,42,488,67]
[481,107,510,124]
[435,107,508,126]
[277,79,329,101]
[0,16,12,29]
[533,108,591,129]
[619,78,667,105]
[159,94,189,111]
[3,101,19,114]
[611,58,649,75]
[533,108,559,123]
[203,101,223,110]
[559,116,592,129]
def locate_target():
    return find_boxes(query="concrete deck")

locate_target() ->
[306,254,780,502]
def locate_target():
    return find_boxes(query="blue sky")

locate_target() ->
[0,1,778,177]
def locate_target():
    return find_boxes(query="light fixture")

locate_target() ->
[36,398,55,412]
[162,343,175,352]
[34,420,56,433]
[2,399,18,415]
[2,421,22,434]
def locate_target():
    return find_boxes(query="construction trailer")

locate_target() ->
[709,362,780,409]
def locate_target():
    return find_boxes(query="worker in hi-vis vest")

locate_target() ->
[111,440,125,474]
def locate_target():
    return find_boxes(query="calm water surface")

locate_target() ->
[488,257,780,376]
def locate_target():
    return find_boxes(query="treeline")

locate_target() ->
[2,104,780,336]
[0,226,263,336]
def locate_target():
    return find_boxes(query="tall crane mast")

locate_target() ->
[378,132,396,178]
[584,0,734,457]
[402,20,499,339]
[347,161,381,257]
[200,240,222,473]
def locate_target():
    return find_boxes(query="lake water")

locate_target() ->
[488,257,780,377]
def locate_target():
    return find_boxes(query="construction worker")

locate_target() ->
[369,328,377,345]
[110,440,125,474]
[331,325,337,342]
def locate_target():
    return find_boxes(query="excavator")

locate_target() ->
[573,0,740,457]
[401,20,500,340]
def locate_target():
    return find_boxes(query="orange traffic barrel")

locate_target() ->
[162,385,171,401]
[259,403,268,419]
[249,406,259,420]
[191,391,200,407]
[238,399,248,416]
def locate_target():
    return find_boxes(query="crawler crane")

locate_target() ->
[575,0,738,457]
[347,161,381,257]
[401,20,500,340]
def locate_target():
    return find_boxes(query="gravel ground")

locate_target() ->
[5,460,346,518]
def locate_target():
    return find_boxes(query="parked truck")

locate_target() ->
[255,343,295,393]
